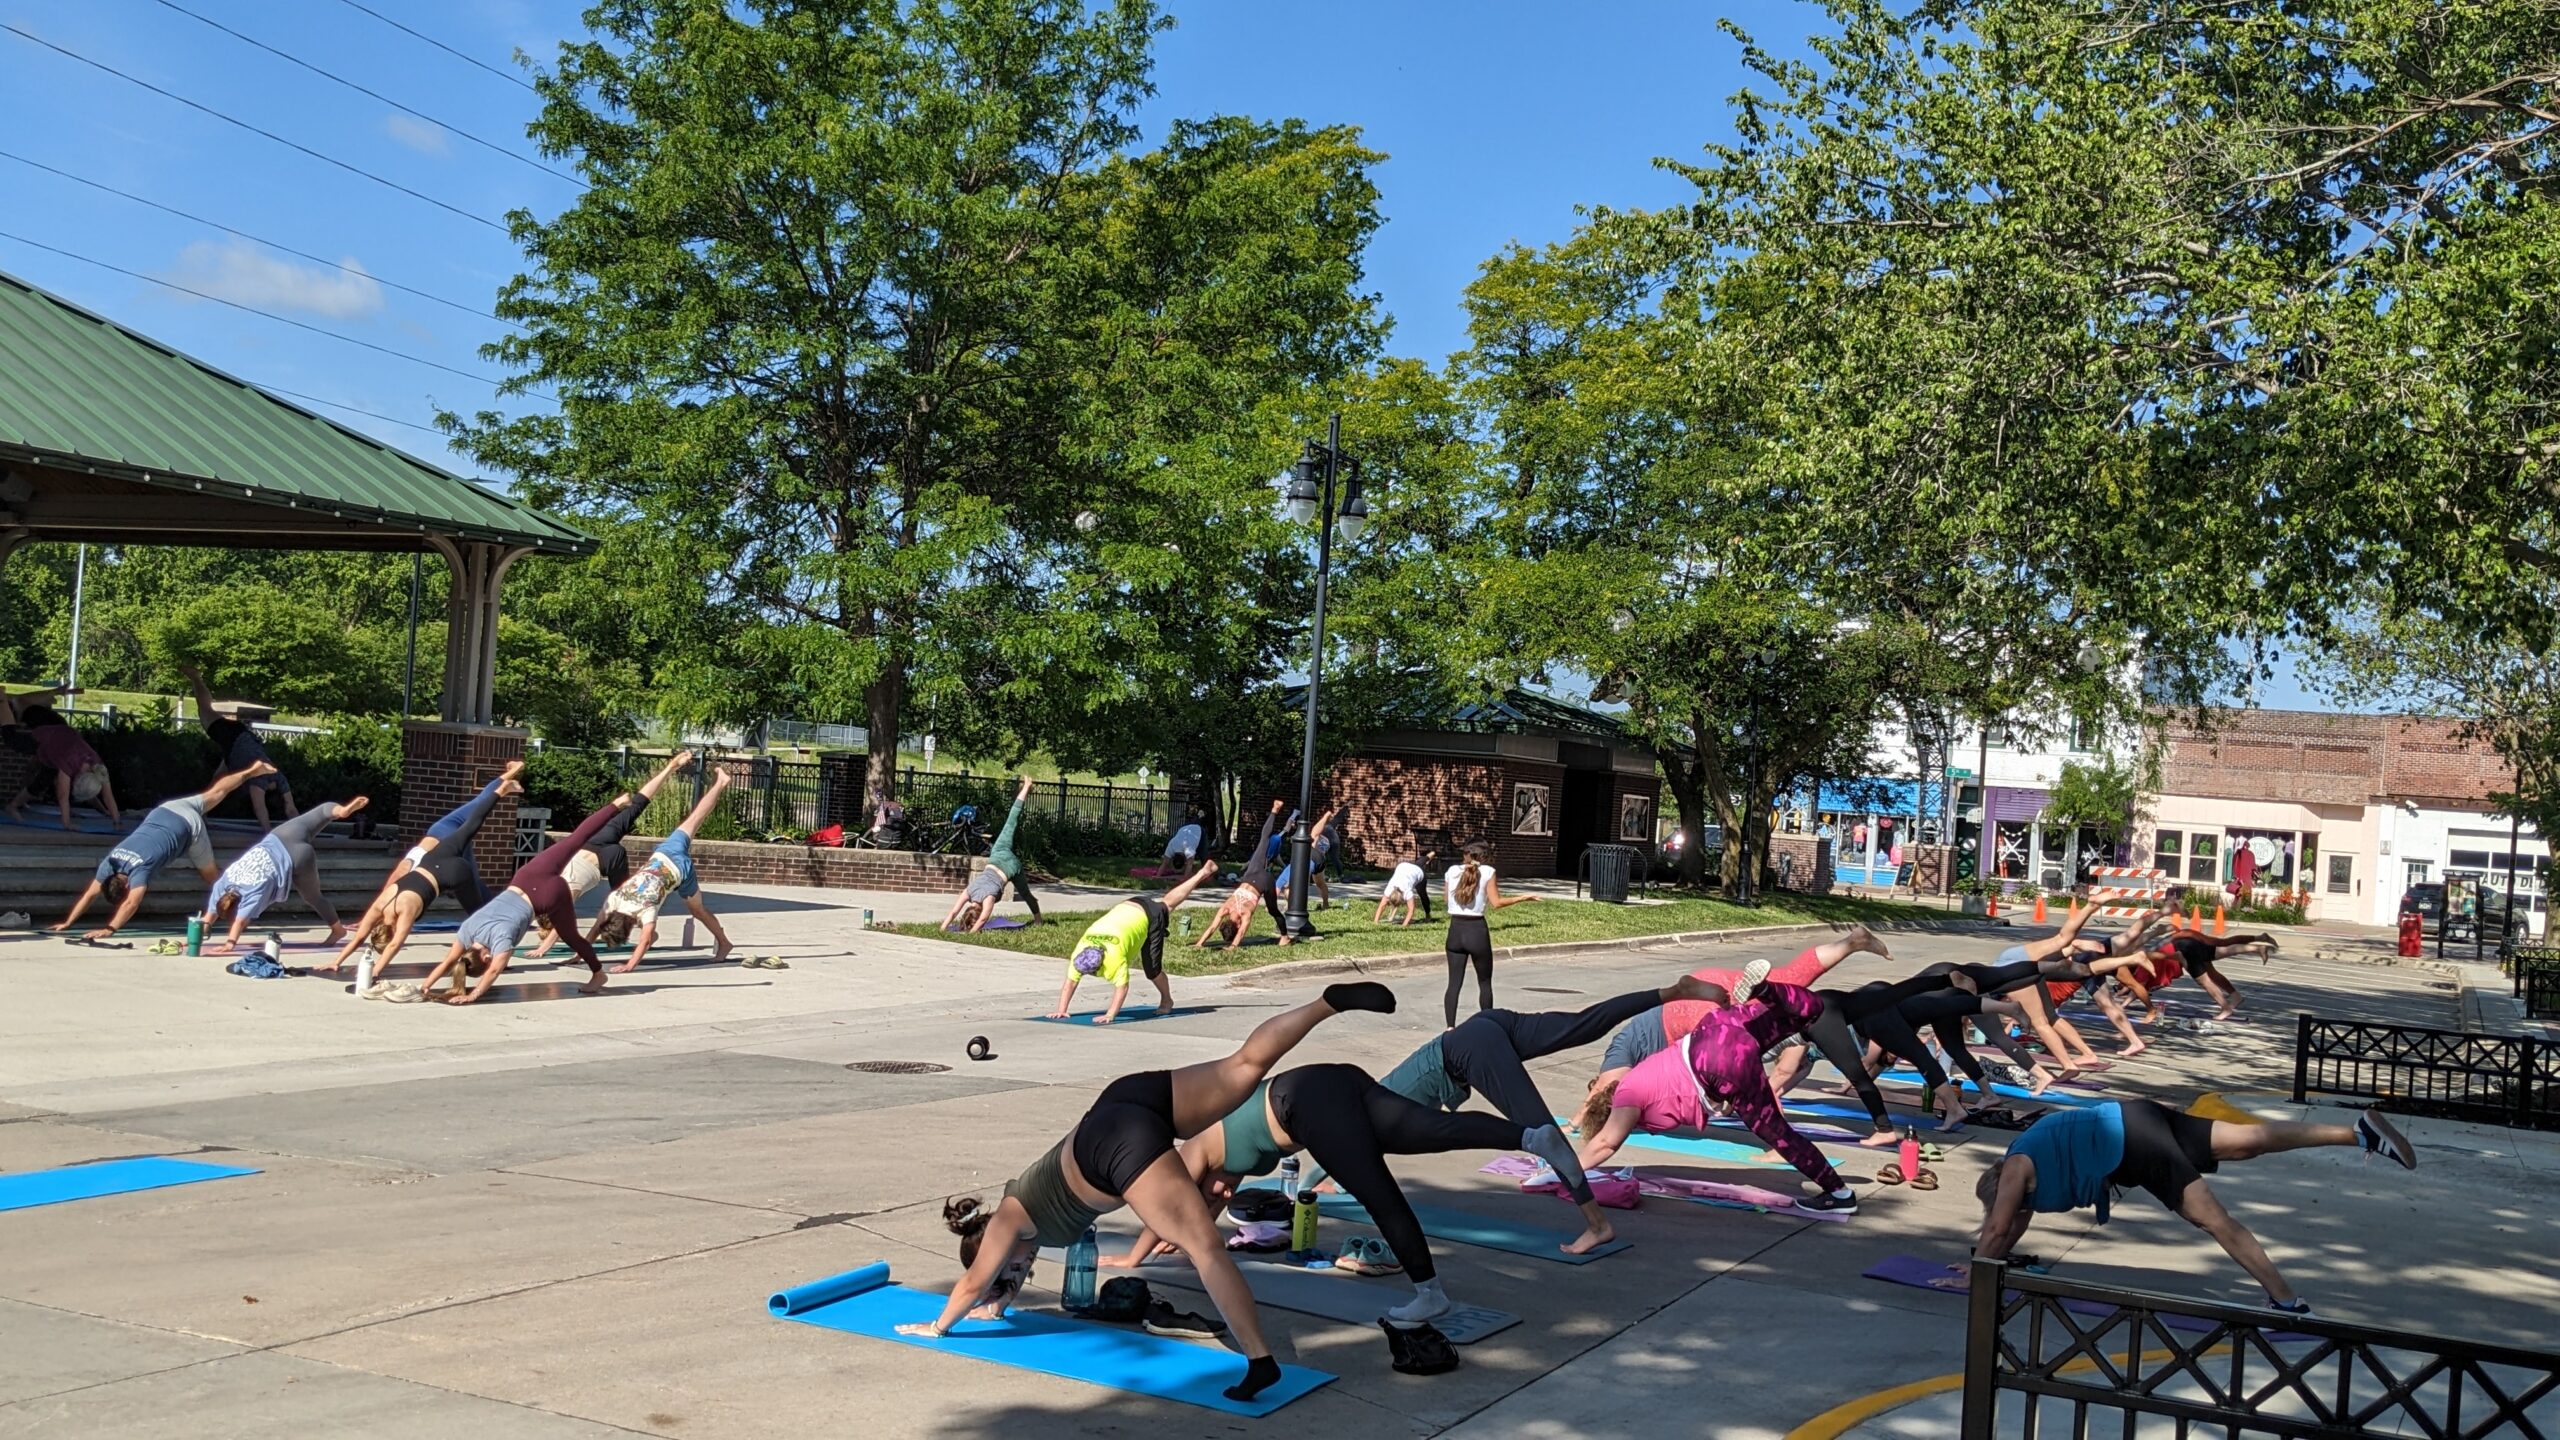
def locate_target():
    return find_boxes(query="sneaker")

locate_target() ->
[1798,1188,1859,1215]
[2356,1109,2417,1170]
[1730,958,1773,1007]
[1141,1300,1226,1340]
[2268,1296,2314,1317]
[1334,1235,1403,1276]
[383,982,428,1004]
[359,980,392,1001]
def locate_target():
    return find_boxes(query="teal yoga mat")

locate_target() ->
[1878,1069,2112,1108]
[1026,1006,1217,1027]
[1612,1130,1789,1166]
[767,1262,1332,1417]
[1244,1182,1627,1264]
[0,1157,259,1212]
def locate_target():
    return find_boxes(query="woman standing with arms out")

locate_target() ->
[321,763,525,974]
[939,775,1040,932]
[898,982,1400,1403]
[1444,842,1538,1026]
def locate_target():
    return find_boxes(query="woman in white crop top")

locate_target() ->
[1442,842,1538,1025]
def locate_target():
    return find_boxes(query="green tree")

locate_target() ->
[147,587,403,715]
[2042,752,2153,853]
[451,0,1385,799]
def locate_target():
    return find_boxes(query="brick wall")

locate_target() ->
[1493,757,1566,877]
[2384,716,2512,804]
[1321,754,1505,871]
[399,722,527,887]
[613,834,975,893]
[1769,833,1834,894]
[2160,710,2386,806]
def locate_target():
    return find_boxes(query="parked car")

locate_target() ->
[2401,882,2523,944]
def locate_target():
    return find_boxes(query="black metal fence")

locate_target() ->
[2515,948,2560,1022]
[1961,1257,2560,1438]
[2292,1013,2560,1131]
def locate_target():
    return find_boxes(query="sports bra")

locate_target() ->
[1217,1083,1287,1178]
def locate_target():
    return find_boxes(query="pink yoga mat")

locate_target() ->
[1480,1158,1848,1223]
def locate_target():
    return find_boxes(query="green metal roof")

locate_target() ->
[0,269,590,553]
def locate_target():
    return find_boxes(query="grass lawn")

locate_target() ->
[890,888,1966,977]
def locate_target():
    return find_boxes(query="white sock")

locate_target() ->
[1389,1277,1450,1323]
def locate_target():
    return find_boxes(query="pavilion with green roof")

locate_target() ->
[0,267,591,869]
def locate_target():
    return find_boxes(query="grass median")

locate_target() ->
[890,888,1969,977]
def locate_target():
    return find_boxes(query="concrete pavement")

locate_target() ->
[2,887,2553,1439]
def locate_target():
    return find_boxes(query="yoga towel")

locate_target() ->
[1026,1006,1217,1027]
[1710,1114,1868,1142]
[979,916,1029,930]
[1042,1239,1519,1345]
[1877,1069,2113,1109]
[0,1157,260,1212]
[1861,1256,2313,1341]
[1242,1181,1627,1264]
[768,1262,1333,1417]
[1483,1157,1848,1223]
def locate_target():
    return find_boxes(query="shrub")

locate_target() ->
[520,747,625,823]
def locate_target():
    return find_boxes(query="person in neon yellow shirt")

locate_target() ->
[1052,860,1219,1024]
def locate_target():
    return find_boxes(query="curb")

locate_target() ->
[1215,917,2015,989]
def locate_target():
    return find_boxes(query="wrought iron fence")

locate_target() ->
[2292,1013,2559,1131]
[1960,1257,2560,1438]
[2515,949,2560,1022]
[892,768,1177,842]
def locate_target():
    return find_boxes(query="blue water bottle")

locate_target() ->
[1063,1225,1098,1313]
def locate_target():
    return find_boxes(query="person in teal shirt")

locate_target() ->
[940,775,1042,932]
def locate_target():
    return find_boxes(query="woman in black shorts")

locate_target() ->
[901,982,1398,1401]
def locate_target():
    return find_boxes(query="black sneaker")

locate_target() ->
[1142,1300,1226,1340]
[1798,1188,1859,1215]
[2356,1108,2417,1170]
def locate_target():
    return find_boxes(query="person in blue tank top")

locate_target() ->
[1975,1098,2418,1315]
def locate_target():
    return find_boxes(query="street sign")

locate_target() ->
[1949,767,1976,779]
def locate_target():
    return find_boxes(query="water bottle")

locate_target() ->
[682,917,696,950]
[1279,1155,1301,1203]
[1063,1225,1099,1312]
[1899,1127,1921,1185]
[1291,1187,1321,1257]
[262,936,281,964]
[184,915,204,957]
[354,943,376,996]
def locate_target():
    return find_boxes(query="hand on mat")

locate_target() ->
[1093,1013,1116,1025]
[894,1322,947,1339]
[965,1301,1012,1321]
[81,927,118,941]
[204,939,238,955]
[445,991,481,1005]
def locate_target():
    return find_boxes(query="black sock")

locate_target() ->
[1323,981,1396,1014]
[1224,1354,1283,1402]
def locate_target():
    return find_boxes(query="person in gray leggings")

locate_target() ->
[202,798,368,953]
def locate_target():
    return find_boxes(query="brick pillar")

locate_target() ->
[400,720,528,888]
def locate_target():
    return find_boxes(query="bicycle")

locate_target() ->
[915,804,989,858]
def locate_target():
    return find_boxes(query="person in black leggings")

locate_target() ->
[906,982,1396,1402]
[1117,1062,1581,1326]
[1793,970,1977,1144]
[1443,841,1539,1025]
[1854,986,2042,1131]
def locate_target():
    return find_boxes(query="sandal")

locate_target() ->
[1875,1163,1907,1185]
[1334,1235,1403,1276]
[1908,1166,1940,1192]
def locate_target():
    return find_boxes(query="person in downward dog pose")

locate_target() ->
[1574,981,1863,1213]
[199,796,368,953]
[1976,1098,2416,1314]
[323,763,524,975]
[1274,805,1344,912]
[51,763,273,939]
[178,663,295,828]
[941,775,1042,932]
[2118,928,2274,1021]
[417,793,645,1004]
[1338,973,1733,1255]
[1372,851,1433,926]
[1444,842,1539,1026]
[1196,799,1290,951]
[1904,914,2169,1088]
[1154,807,1206,879]
[524,752,692,957]
[595,768,737,971]
[1,685,119,830]
[1054,861,1221,1023]
[900,982,1400,1402]
[1110,1061,1588,1322]
[1585,926,1894,1109]
[1852,984,2042,1132]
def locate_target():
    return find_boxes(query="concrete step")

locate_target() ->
[2,827,406,920]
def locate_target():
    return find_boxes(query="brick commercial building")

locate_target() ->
[1302,689,1663,881]
[2142,709,2546,932]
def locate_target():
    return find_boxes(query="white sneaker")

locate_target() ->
[1730,958,1773,1006]
[1388,1286,1451,1324]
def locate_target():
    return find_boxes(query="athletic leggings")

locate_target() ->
[1687,982,1840,1190]
[1661,945,1837,1037]
[1918,959,2042,1071]
[424,775,508,849]
[1444,915,1494,1026]
[1802,972,1954,1126]
[503,796,629,968]
[1439,989,1665,1204]
[269,802,347,927]
[581,793,650,890]
[1270,1064,1521,1284]
[1856,989,1992,1095]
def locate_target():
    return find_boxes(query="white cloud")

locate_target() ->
[164,240,386,321]
[384,113,451,156]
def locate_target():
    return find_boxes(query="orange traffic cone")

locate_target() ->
[2033,893,2048,923]
[2213,903,2227,936]
[1986,891,1999,918]
[2187,903,2202,932]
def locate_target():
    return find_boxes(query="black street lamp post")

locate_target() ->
[1280,412,1368,941]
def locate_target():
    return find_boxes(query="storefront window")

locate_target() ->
[2156,830,2184,872]
[2327,853,2354,895]
[2188,831,2219,883]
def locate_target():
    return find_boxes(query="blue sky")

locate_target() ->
[0,0,2326,705]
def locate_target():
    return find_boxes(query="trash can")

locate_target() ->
[1586,843,1642,904]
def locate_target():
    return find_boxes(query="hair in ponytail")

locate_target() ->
[1454,841,1491,908]
[946,1194,1029,1304]
[1573,1080,1620,1139]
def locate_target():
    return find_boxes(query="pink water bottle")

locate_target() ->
[1898,1128,1921,1183]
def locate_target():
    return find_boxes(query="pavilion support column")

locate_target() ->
[399,540,533,883]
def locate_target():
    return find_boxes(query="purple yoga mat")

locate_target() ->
[1862,1255,2313,1340]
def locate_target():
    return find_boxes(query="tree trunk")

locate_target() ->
[865,668,905,805]
[1668,766,1712,888]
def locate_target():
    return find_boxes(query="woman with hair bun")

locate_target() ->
[1443,841,1538,1026]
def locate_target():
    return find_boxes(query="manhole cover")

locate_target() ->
[846,1060,952,1075]
[1522,986,1583,995]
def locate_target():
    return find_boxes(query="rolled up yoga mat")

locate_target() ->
[766,1261,1335,1416]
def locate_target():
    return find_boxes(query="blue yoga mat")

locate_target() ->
[1778,1097,1894,1124]
[1245,1181,1628,1264]
[1612,1129,1789,1166]
[1026,1006,1217,1027]
[1878,1069,2111,1109]
[0,1157,260,1212]
[767,1262,1332,1417]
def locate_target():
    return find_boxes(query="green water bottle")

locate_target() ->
[185,915,204,956]
[1291,1186,1320,1257]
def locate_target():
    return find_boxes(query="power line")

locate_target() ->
[332,0,536,93]
[1,22,509,233]
[149,0,582,187]
[263,385,466,440]
[0,148,510,325]
[0,226,554,400]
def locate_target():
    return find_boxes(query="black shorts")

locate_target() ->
[2107,1098,2219,1210]
[2169,937,2231,985]
[1072,1070,1177,1197]
[1134,896,1169,978]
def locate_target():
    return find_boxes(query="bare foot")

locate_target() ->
[2026,1068,2054,1097]
[1936,1110,1967,1132]
[1858,1129,1899,1149]
[712,939,735,961]
[501,758,526,781]
[244,759,278,780]
[1668,974,1730,1005]
[325,924,350,945]
[578,970,608,996]
[338,796,370,818]
[1562,1220,1616,1255]
[1846,923,1887,960]
[1154,1003,1174,1016]
[2120,1037,2148,1057]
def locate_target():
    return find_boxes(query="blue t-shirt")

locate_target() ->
[98,799,210,887]
[2007,1104,2127,1221]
